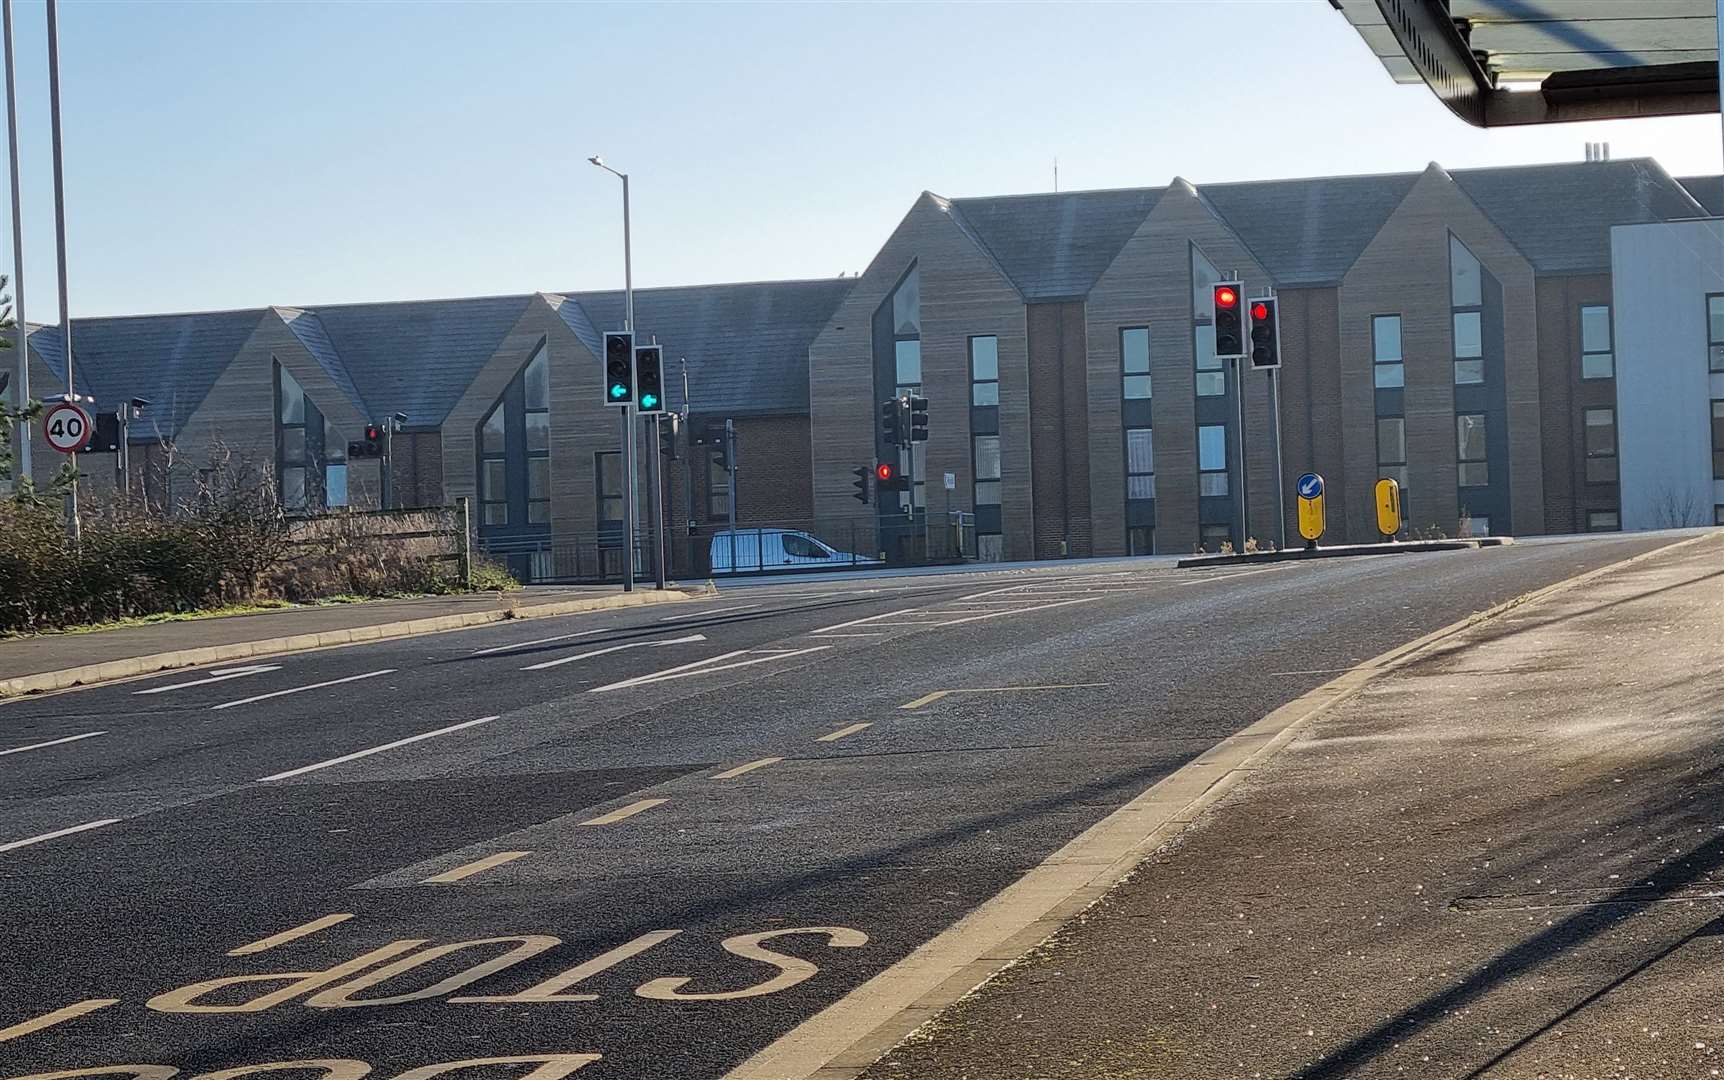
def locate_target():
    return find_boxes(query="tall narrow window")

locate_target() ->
[1709,295,1724,373]
[324,416,348,508]
[1191,246,1225,397]
[1457,413,1488,488]
[1450,236,1485,386]
[1198,424,1228,496]
[973,435,1001,508]
[1126,427,1155,500]
[1712,400,1724,481]
[1121,327,1150,400]
[1580,305,1613,380]
[969,336,999,405]
[274,362,332,512]
[1583,408,1617,483]
[1376,416,1407,499]
[1372,315,1404,388]
[596,451,622,528]
[879,266,923,515]
[476,341,552,533]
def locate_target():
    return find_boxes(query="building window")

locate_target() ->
[707,454,731,520]
[1462,515,1491,538]
[1450,236,1485,386]
[1709,295,1724,373]
[891,265,921,396]
[1126,427,1155,500]
[1716,505,1724,526]
[1198,522,1231,553]
[1121,327,1150,400]
[1457,412,1488,488]
[1712,400,1724,480]
[1376,415,1408,502]
[1450,234,1482,307]
[476,342,551,529]
[1198,424,1228,496]
[1587,510,1620,532]
[1580,305,1613,380]
[596,451,622,528]
[969,336,999,406]
[894,340,922,396]
[274,361,337,513]
[973,435,1001,507]
[1127,526,1153,555]
[324,416,348,508]
[1453,312,1484,384]
[1372,315,1404,388]
[1192,245,1226,398]
[1583,407,1618,484]
[1194,324,1225,397]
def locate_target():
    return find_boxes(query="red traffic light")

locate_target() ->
[1214,285,1238,309]
[1250,301,1269,320]
[364,424,382,441]
[876,463,895,481]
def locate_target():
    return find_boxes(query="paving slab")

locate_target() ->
[861,532,1724,1080]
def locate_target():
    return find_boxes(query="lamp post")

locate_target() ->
[588,155,663,590]
[46,0,76,543]
[2,0,27,484]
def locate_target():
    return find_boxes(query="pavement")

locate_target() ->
[862,530,1724,1080]
[0,585,690,697]
[0,531,1704,1080]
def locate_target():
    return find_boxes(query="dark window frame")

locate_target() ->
[1582,406,1618,485]
[475,340,551,532]
[1579,303,1614,381]
[595,449,623,530]
[969,334,1000,406]
[1457,411,1489,489]
[1371,313,1405,389]
[1708,294,1724,373]
[1125,426,1154,501]
[1197,423,1228,496]
[1120,325,1151,401]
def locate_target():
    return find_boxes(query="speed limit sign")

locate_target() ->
[43,401,92,454]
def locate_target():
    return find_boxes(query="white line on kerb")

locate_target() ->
[133,665,281,695]
[0,818,119,854]
[520,634,706,672]
[211,669,395,711]
[0,731,106,757]
[257,716,498,782]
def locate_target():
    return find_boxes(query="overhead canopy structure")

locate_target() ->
[1333,0,1719,127]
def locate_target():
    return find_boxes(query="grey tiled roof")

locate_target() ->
[306,294,534,427]
[1199,173,1420,285]
[562,278,853,417]
[277,307,363,415]
[947,188,1165,301]
[1677,175,1723,216]
[27,310,267,438]
[1450,159,1705,274]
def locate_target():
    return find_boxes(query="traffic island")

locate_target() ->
[1176,535,1510,568]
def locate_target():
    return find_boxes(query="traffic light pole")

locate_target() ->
[1269,368,1286,551]
[648,413,666,588]
[46,0,76,546]
[724,418,737,552]
[619,170,636,593]
[1232,354,1249,548]
[3,0,28,485]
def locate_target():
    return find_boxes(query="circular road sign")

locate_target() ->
[1296,472,1324,500]
[43,400,93,454]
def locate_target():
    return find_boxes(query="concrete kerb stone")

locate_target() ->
[724,531,1721,1080]
[0,589,694,700]
[1175,536,1510,568]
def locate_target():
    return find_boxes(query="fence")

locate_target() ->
[284,503,471,591]
[478,512,978,585]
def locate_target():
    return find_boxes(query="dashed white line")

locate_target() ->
[590,646,833,692]
[933,596,1102,625]
[0,818,119,854]
[133,665,281,695]
[817,722,873,742]
[659,604,760,622]
[712,757,784,780]
[579,798,668,826]
[470,629,605,656]
[0,731,106,758]
[520,634,705,672]
[257,715,498,782]
[808,609,921,635]
[211,669,395,711]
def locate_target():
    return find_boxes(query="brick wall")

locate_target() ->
[1536,274,1619,533]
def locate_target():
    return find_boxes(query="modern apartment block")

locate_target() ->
[3,157,1717,577]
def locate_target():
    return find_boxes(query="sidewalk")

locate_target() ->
[0,585,692,697]
[865,533,1724,1079]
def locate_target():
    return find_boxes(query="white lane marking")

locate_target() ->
[0,818,119,854]
[934,596,1102,626]
[712,756,784,780]
[132,665,281,695]
[809,609,921,635]
[470,629,606,656]
[211,669,395,711]
[579,798,668,825]
[812,632,887,638]
[520,633,706,672]
[817,722,872,742]
[0,731,107,757]
[257,716,498,782]
[591,646,833,693]
[659,604,760,622]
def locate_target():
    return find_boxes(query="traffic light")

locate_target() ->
[880,398,903,447]
[348,424,384,459]
[907,395,929,442]
[1248,296,1281,370]
[602,331,634,407]
[874,461,908,493]
[1213,282,1244,360]
[852,465,871,504]
[634,343,666,413]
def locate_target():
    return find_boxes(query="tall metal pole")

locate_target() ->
[618,172,635,592]
[1232,355,1249,548]
[724,418,737,549]
[46,0,76,544]
[3,0,28,483]
[1269,368,1286,550]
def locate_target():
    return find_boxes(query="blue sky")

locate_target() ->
[1,0,1718,319]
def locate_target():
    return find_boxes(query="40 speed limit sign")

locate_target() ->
[43,400,93,454]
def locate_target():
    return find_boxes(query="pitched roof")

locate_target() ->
[946,187,1165,301]
[561,277,853,417]
[26,310,267,437]
[1199,172,1421,286]
[1678,175,1724,216]
[276,307,364,415]
[1449,158,1705,273]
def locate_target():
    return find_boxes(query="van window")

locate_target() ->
[782,534,827,559]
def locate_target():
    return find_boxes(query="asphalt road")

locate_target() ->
[0,534,1685,1080]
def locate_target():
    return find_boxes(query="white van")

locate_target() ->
[709,529,882,574]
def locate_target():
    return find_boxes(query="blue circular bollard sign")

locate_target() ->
[1297,472,1324,500]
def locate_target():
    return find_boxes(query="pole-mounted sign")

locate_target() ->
[42,399,90,454]
[1296,471,1325,549]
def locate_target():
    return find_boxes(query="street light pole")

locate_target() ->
[45,0,77,545]
[2,0,28,484]
[590,156,636,592]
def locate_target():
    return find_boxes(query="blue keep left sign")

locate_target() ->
[1297,473,1324,500]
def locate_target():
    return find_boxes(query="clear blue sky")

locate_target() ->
[1,0,1718,319]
